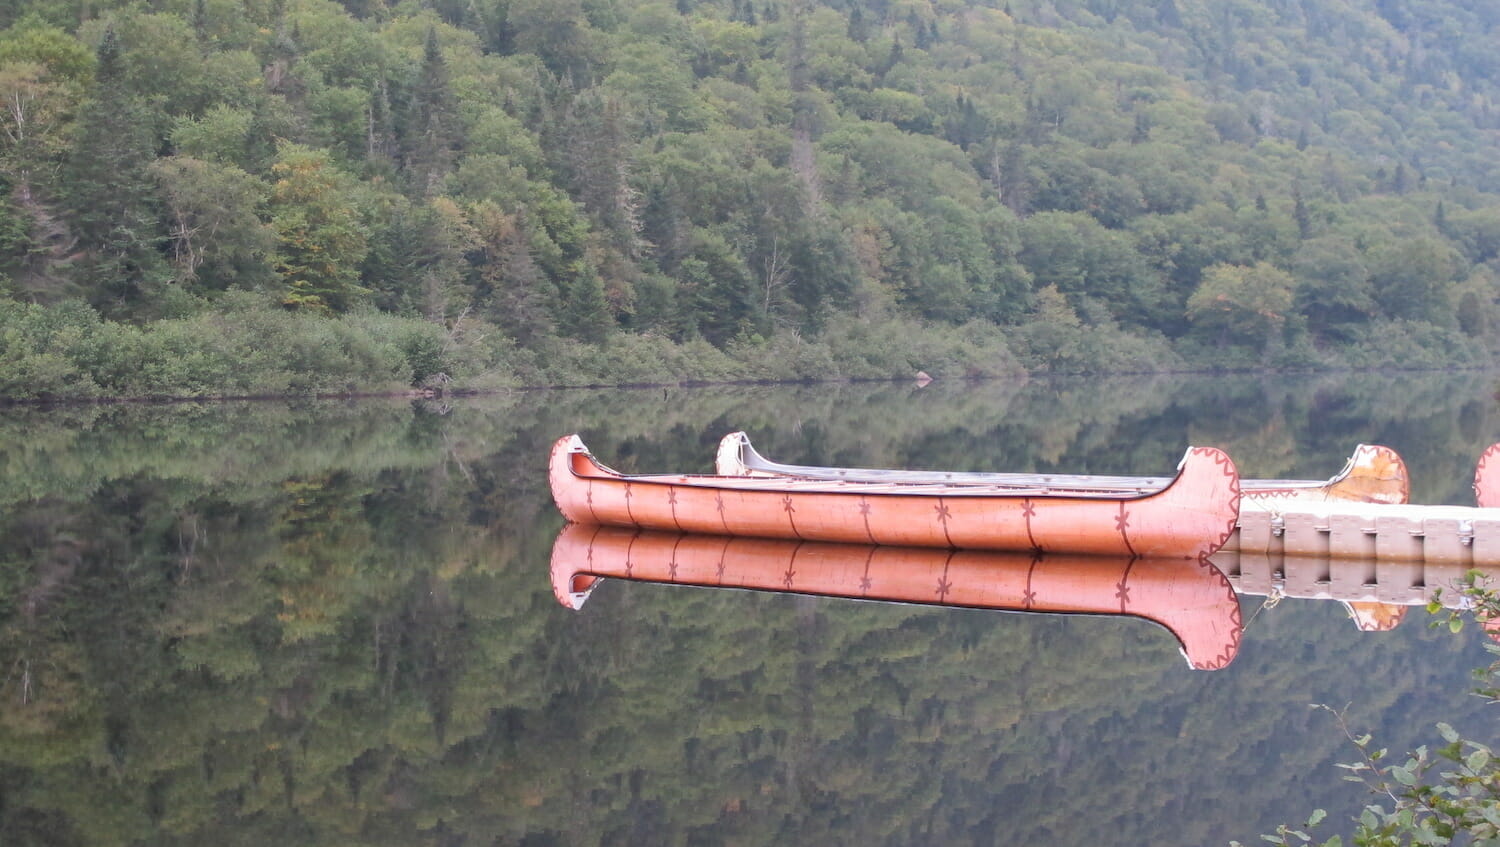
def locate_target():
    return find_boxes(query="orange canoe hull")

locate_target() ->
[549,435,1241,559]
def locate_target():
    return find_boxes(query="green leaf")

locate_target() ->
[1391,766,1417,786]
[1450,616,1465,633]
[1437,722,1460,743]
[1413,825,1447,845]
[1467,749,1490,772]
[1306,809,1326,827]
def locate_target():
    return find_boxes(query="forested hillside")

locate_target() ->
[2,0,1500,397]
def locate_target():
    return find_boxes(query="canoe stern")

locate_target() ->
[549,522,604,609]
[549,434,604,524]
[1130,446,1241,560]
[716,431,754,476]
[1331,444,1410,504]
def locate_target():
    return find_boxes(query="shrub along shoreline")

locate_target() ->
[0,291,1492,405]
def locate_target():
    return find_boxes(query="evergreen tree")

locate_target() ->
[558,261,611,342]
[402,28,463,195]
[1292,186,1312,240]
[1157,0,1182,26]
[561,90,638,253]
[367,82,398,171]
[847,5,868,42]
[62,27,166,313]
[472,202,555,344]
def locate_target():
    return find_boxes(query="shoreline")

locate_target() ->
[0,363,1492,410]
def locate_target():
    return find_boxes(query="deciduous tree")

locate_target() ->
[268,144,370,313]
[1186,261,1296,349]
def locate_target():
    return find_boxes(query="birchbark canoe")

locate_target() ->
[551,524,1241,669]
[549,434,1241,559]
[716,432,1408,505]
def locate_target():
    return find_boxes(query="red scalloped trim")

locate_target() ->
[1476,444,1500,507]
[1192,446,1241,560]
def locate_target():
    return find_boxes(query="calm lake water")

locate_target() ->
[1,372,1497,845]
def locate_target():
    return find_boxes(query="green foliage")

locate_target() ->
[557,260,613,343]
[1019,211,1168,329]
[1187,261,1297,350]
[1292,236,1376,342]
[269,144,370,313]
[1244,574,1500,847]
[150,156,275,290]
[1368,237,1459,324]
[0,293,507,397]
[170,105,255,168]
[0,299,100,398]
[6,0,1500,396]
[61,27,166,310]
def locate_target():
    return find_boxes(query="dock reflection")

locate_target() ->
[550,524,1243,670]
[1211,546,1479,632]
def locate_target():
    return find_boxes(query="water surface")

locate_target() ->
[1,372,1496,845]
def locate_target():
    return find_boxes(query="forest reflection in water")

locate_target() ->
[1,371,1498,846]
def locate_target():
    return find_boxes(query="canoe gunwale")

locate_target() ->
[566,435,1188,501]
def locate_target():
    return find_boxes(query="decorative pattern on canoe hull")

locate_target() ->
[1475,443,1500,508]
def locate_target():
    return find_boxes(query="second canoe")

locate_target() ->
[716,431,1407,504]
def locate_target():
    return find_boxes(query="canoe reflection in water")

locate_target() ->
[550,523,1243,671]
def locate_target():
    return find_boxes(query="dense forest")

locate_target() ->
[2,0,1500,397]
